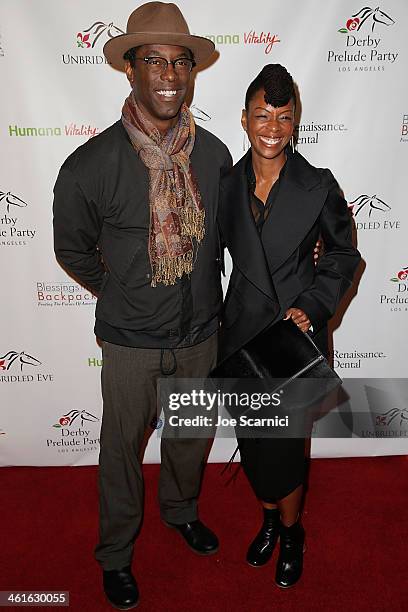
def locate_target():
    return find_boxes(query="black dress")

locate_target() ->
[237,160,306,503]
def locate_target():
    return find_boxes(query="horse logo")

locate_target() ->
[365,385,408,434]
[348,194,391,218]
[378,407,408,427]
[53,410,99,428]
[339,6,395,33]
[0,351,42,372]
[190,105,212,122]
[0,191,28,214]
[76,21,124,49]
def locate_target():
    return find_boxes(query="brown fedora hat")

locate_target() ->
[103,2,215,71]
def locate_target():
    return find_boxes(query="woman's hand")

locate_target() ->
[313,239,323,265]
[284,308,311,333]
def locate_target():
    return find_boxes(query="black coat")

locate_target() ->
[53,121,232,347]
[217,149,361,363]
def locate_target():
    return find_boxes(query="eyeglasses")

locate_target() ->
[135,56,196,73]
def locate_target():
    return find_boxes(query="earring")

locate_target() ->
[243,130,250,152]
[290,136,295,154]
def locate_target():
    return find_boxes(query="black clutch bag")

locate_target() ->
[210,318,341,413]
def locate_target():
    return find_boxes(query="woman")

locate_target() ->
[217,64,360,587]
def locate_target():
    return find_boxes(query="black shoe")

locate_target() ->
[103,566,139,610]
[246,508,280,567]
[275,521,305,588]
[165,519,219,555]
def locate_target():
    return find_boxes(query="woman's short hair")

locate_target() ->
[245,64,296,110]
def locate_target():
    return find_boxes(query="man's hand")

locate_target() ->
[313,239,323,265]
[284,308,311,333]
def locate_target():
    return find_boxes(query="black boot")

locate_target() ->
[246,508,280,567]
[275,521,305,588]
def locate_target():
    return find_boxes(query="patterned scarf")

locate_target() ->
[121,93,205,286]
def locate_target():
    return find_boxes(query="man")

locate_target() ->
[53,3,231,609]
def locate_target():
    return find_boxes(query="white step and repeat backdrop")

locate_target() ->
[0,0,407,465]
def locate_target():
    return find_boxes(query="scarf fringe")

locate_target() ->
[151,251,194,287]
[180,207,205,242]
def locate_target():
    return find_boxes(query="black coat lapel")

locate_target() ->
[218,153,276,300]
[191,129,214,226]
[261,151,328,274]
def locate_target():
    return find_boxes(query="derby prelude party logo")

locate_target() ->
[48,410,100,454]
[390,266,408,283]
[53,409,99,428]
[0,190,27,214]
[328,5,397,72]
[379,264,408,311]
[338,6,394,33]
[0,188,36,247]
[62,20,124,66]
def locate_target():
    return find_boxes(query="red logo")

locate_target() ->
[0,350,41,371]
[346,18,360,31]
[76,21,124,49]
[243,31,280,55]
[378,408,408,427]
[338,6,394,34]
[76,32,91,48]
[390,267,408,283]
[53,410,99,428]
